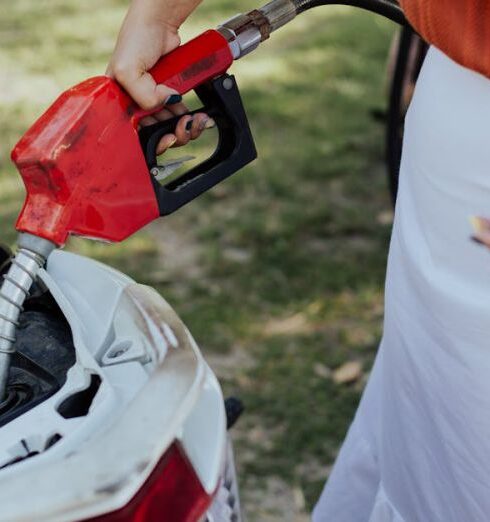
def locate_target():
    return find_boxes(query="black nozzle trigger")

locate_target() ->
[138,74,257,216]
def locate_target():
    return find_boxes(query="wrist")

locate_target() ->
[128,0,190,30]
[124,0,181,47]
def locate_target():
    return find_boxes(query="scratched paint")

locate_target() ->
[10,30,233,247]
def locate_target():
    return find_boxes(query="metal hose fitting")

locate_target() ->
[258,0,297,32]
[0,234,56,399]
[218,0,298,59]
[218,0,405,61]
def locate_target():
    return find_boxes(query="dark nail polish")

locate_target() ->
[166,94,182,105]
[471,235,484,245]
[185,119,193,132]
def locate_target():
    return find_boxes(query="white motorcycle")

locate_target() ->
[0,243,242,521]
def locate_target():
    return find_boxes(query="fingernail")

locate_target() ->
[198,118,208,131]
[470,216,482,232]
[204,118,216,129]
[157,136,177,155]
[472,232,490,247]
[185,118,193,132]
[470,215,490,233]
[165,94,182,105]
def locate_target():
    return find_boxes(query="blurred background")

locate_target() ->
[0,1,397,519]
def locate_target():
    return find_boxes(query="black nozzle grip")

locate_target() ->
[139,74,257,216]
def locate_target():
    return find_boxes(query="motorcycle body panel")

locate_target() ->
[0,250,227,521]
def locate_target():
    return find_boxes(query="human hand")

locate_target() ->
[107,1,213,154]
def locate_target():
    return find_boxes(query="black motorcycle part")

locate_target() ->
[386,27,428,205]
[225,396,245,430]
[0,260,76,427]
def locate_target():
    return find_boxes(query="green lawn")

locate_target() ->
[0,1,395,518]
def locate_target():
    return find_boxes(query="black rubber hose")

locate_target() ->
[293,0,408,27]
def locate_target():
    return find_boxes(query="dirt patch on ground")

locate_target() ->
[148,216,205,282]
[241,476,311,522]
[148,220,314,521]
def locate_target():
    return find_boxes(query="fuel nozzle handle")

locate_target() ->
[145,30,234,98]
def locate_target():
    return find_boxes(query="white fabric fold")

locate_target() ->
[313,47,490,521]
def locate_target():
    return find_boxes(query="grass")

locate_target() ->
[0,1,395,518]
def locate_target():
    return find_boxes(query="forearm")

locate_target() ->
[125,0,203,30]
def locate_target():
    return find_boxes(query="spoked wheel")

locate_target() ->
[386,27,428,206]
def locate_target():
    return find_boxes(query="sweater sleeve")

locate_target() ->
[400,0,490,78]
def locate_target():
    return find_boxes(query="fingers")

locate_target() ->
[130,84,214,155]
[138,108,176,128]
[155,113,216,154]
[152,108,177,122]
[139,115,159,127]
[470,216,490,248]
[189,113,209,140]
[111,62,179,111]
[152,111,180,155]
[107,3,182,106]
[173,115,194,146]
[165,101,188,117]
[156,134,178,155]
[173,113,212,144]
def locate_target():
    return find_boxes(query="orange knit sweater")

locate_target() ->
[401,0,490,78]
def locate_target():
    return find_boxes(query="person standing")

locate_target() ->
[110,1,490,520]
[314,2,490,520]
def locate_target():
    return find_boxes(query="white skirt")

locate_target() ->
[313,46,490,522]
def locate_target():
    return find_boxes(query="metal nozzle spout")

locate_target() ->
[0,234,56,399]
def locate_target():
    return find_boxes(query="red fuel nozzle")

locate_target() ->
[11,30,233,247]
